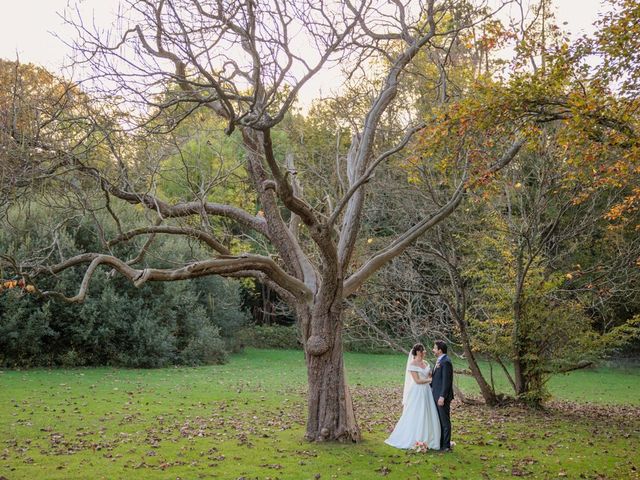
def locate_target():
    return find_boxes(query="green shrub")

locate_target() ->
[342,336,395,354]
[0,272,240,368]
[0,203,250,368]
[236,324,301,350]
[0,292,57,367]
[235,325,399,353]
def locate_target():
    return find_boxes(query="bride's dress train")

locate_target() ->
[384,364,441,450]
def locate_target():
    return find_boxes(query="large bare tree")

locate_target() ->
[1,0,523,442]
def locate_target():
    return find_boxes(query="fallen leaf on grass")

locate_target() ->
[376,465,391,476]
[511,467,531,476]
[259,463,284,470]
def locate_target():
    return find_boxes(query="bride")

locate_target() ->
[384,343,441,450]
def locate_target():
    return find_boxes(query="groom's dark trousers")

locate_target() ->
[431,354,454,450]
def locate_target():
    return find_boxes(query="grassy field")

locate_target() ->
[1,349,638,479]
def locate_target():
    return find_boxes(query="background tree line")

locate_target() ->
[341,0,640,405]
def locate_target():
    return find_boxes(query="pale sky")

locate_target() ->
[0,0,611,104]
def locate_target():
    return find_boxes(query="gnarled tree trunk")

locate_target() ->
[304,320,360,442]
[299,275,361,442]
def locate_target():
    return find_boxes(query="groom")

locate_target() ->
[431,340,454,452]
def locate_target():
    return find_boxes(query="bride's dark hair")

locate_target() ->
[411,343,425,356]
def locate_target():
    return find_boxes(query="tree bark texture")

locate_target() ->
[299,295,361,442]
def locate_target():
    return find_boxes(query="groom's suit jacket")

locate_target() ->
[431,354,454,401]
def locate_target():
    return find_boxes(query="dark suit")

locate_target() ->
[431,354,454,450]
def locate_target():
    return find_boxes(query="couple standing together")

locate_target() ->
[385,341,454,452]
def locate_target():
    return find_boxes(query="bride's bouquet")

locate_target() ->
[412,440,456,453]
[413,441,429,453]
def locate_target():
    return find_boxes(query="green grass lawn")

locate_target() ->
[1,349,638,479]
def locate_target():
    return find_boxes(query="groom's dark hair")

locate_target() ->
[435,340,447,354]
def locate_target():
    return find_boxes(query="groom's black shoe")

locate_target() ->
[441,447,453,453]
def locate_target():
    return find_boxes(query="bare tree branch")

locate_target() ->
[38,252,312,302]
[108,225,231,255]
[344,175,467,297]
[328,122,426,227]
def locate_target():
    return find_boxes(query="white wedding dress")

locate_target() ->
[384,363,441,450]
